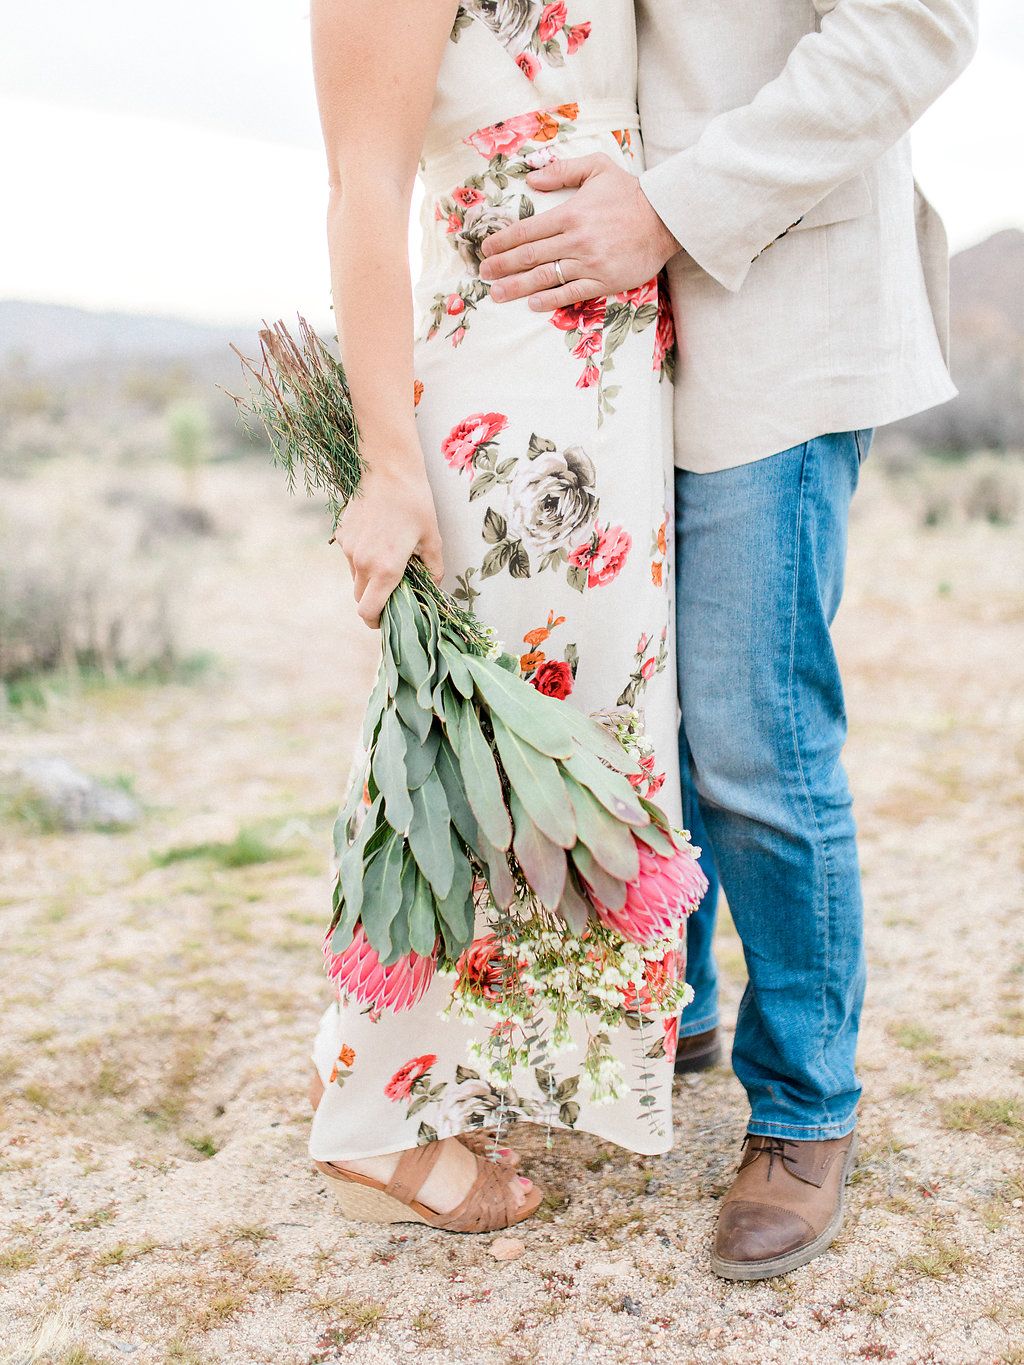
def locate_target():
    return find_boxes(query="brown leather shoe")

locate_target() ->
[710,1132,857,1280]
[674,1027,722,1074]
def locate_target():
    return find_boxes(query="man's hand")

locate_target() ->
[479,153,681,311]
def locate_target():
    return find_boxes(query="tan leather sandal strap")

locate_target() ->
[436,1156,523,1234]
[385,1142,445,1204]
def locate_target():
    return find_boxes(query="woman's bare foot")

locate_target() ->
[334,1140,534,1216]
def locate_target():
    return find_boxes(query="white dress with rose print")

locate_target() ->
[309,0,686,1159]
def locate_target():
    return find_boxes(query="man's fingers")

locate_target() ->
[527,277,606,313]
[522,152,603,193]
[480,204,569,263]
[488,260,580,304]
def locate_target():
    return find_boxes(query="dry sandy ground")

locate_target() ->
[1,456,1022,1365]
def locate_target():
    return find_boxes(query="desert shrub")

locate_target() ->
[0,465,198,696]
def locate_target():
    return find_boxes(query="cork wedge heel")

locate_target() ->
[313,1143,543,1233]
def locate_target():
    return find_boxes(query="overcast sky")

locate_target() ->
[1,0,1021,328]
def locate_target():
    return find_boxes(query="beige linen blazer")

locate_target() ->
[635,0,979,472]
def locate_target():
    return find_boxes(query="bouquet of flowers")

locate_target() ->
[233,320,706,1100]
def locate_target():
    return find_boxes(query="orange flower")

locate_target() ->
[534,112,560,142]
[337,1044,355,1067]
[520,649,545,672]
[522,626,551,648]
[413,379,424,407]
[555,102,579,121]
[657,520,667,556]
[651,561,663,587]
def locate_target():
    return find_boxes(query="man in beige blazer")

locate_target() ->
[480,0,979,1279]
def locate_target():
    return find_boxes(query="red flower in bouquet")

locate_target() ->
[539,1,567,41]
[531,659,574,699]
[384,1054,437,1102]
[442,411,508,475]
[568,522,632,588]
[455,933,506,1003]
[552,296,606,333]
[323,923,438,1012]
[586,841,708,945]
[663,1013,680,1053]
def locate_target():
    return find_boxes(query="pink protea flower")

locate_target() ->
[323,923,438,1013]
[587,838,709,945]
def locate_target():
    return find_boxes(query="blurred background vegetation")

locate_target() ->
[1,226,1023,708]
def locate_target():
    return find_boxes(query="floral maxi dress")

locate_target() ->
[309,0,686,1159]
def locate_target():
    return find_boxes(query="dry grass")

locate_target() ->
[1,457,1022,1365]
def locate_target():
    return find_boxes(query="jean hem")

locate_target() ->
[677,1014,719,1039]
[746,1115,858,1142]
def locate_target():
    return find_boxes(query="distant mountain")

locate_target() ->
[0,299,243,370]
[949,227,1024,336]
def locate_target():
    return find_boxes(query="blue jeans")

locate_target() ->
[674,430,870,1140]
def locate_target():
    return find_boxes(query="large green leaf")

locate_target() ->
[434,830,475,949]
[402,721,441,789]
[457,701,512,851]
[461,654,575,758]
[440,681,464,742]
[434,736,479,848]
[370,707,413,834]
[407,865,440,957]
[558,870,591,934]
[358,826,405,956]
[438,639,474,699]
[390,584,431,691]
[380,855,417,964]
[510,789,566,909]
[631,816,677,858]
[570,841,628,911]
[477,834,516,909]
[566,777,640,882]
[490,715,576,849]
[361,664,388,750]
[336,794,382,930]
[408,770,455,898]
[564,709,640,775]
[638,797,688,851]
[563,744,648,826]
[395,678,432,743]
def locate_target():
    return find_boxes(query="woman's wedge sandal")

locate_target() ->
[312,1143,543,1232]
[308,1071,518,1167]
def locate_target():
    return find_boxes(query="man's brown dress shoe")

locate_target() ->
[673,1027,722,1074]
[710,1132,857,1280]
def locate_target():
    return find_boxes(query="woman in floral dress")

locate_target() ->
[307,0,685,1228]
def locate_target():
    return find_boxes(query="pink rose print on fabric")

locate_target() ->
[442,412,509,476]
[551,296,606,335]
[516,50,541,80]
[538,1,567,42]
[384,1054,437,1103]
[452,185,485,208]
[464,104,578,159]
[568,521,632,588]
[566,21,591,53]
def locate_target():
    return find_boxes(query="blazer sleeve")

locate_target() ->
[639,0,979,292]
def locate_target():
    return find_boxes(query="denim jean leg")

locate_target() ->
[678,721,721,1038]
[674,432,869,1139]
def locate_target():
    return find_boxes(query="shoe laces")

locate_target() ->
[741,1133,800,1181]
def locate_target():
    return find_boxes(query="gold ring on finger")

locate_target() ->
[552,258,567,287]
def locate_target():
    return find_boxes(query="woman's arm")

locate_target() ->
[310,0,460,627]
